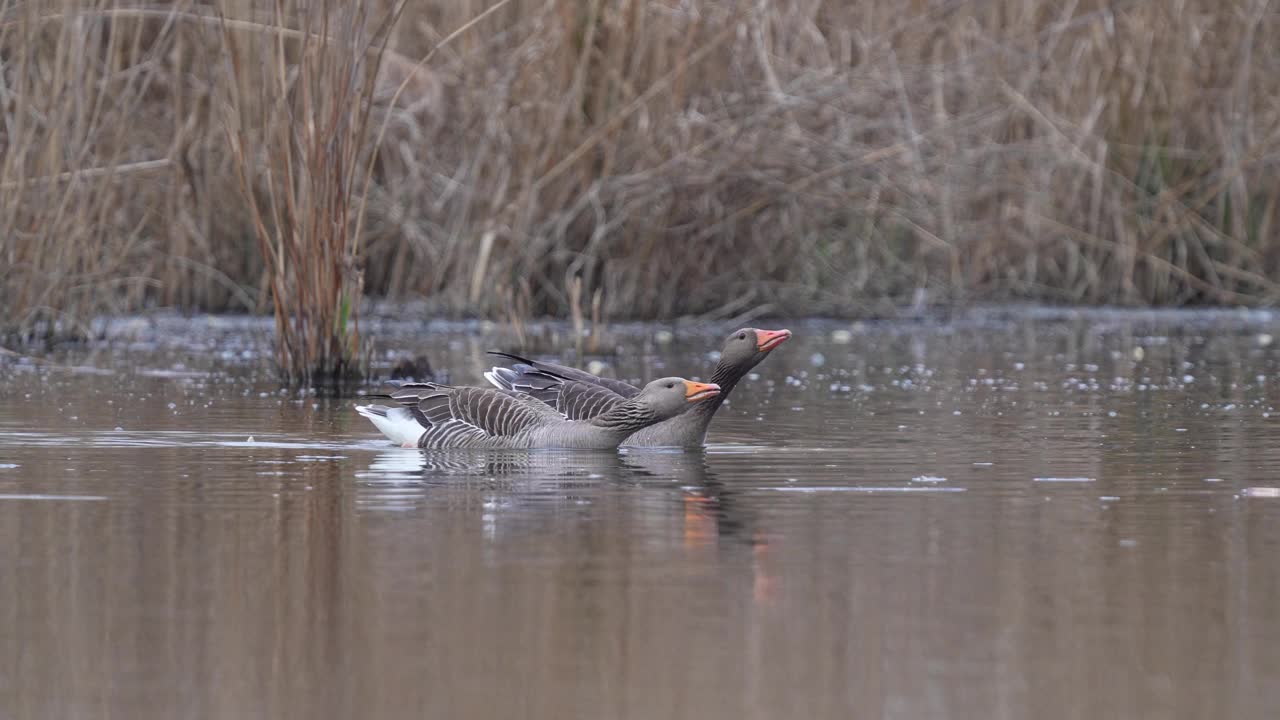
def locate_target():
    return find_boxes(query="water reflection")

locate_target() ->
[354,447,759,546]
[3,313,1280,717]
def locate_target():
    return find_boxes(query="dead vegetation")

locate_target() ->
[3,0,1280,356]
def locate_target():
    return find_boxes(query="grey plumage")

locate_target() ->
[356,377,719,450]
[487,352,639,398]
[484,327,792,448]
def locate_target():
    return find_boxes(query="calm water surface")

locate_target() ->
[2,310,1280,719]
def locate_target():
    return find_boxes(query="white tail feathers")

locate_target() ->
[355,404,424,448]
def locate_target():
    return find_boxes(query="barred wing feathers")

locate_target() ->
[486,351,640,399]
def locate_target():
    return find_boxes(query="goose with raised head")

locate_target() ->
[355,377,720,449]
[485,327,791,447]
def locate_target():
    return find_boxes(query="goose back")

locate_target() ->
[357,378,718,450]
[483,327,790,447]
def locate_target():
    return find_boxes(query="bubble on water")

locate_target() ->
[1099,496,1120,501]
[1175,428,1188,432]
[1132,346,1145,361]
[830,329,853,344]
[810,353,826,367]
[1119,539,1138,547]
[1203,478,1224,483]
[1182,374,1195,383]
[1033,477,1095,483]
[246,436,255,443]
[1257,333,1274,347]
[654,330,674,345]
[911,475,947,483]
[0,464,17,470]
[1107,410,1117,417]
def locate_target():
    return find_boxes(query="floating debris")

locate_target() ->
[763,486,966,493]
[390,354,435,382]
[1243,487,1280,498]
[0,494,106,501]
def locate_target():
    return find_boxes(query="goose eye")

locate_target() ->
[737,332,746,340]
[666,382,674,388]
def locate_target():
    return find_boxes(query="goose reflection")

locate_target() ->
[358,448,632,494]
[620,449,755,547]
[358,448,756,548]
[622,448,776,604]
[358,446,776,602]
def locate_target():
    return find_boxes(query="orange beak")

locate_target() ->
[683,380,721,402]
[756,328,792,352]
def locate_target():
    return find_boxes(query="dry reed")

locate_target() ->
[219,0,402,384]
[3,0,1280,351]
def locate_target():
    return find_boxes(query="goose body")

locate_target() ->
[356,377,720,450]
[485,327,791,448]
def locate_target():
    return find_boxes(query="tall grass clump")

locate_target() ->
[220,0,403,384]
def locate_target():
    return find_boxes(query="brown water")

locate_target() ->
[3,310,1280,719]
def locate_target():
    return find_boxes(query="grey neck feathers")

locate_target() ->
[690,358,749,418]
[590,399,659,433]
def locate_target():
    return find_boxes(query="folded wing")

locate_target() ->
[486,351,641,399]
[384,383,563,446]
[483,364,628,421]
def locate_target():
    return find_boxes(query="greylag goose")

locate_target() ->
[485,327,791,447]
[355,377,720,449]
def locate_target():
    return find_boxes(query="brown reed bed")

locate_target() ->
[3,0,1280,360]
[220,0,403,384]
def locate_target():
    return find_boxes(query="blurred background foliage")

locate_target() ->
[5,0,1280,346]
